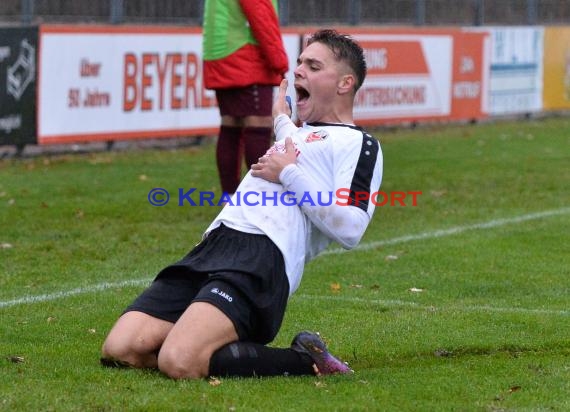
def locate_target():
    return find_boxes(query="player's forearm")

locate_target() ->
[279,164,369,249]
[274,114,298,142]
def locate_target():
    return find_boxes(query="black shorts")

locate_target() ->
[125,224,289,344]
[215,85,274,117]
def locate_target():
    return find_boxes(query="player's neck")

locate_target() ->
[316,107,354,125]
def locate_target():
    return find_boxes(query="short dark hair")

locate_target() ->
[307,29,367,92]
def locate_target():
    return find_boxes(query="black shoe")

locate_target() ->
[100,357,131,368]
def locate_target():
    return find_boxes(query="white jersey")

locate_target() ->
[206,115,383,295]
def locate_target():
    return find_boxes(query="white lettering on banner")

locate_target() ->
[453,81,480,99]
[122,52,216,112]
[460,56,475,74]
[365,48,388,70]
[0,46,10,62]
[0,115,21,133]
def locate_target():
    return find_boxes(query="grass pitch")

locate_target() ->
[1,116,569,411]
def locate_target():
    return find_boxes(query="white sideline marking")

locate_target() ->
[0,279,149,308]
[294,294,570,316]
[321,206,570,255]
[1,207,569,310]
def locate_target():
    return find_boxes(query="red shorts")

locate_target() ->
[215,84,274,117]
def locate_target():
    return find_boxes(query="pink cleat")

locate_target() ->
[291,331,354,375]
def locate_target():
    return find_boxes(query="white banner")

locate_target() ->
[470,26,544,115]
[38,26,300,144]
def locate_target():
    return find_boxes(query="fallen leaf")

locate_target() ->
[314,381,327,388]
[408,287,424,293]
[330,283,341,292]
[434,348,453,357]
[208,377,222,386]
[47,317,56,323]
[88,328,97,334]
[1,243,13,249]
[430,190,447,198]
[385,254,399,261]
[349,284,363,289]
[509,385,521,393]
[139,174,148,181]
[8,356,24,363]
[75,209,84,219]
[88,155,114,165]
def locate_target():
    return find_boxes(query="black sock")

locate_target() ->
[208,341,315,377]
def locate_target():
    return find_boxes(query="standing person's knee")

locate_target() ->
[243,115,272,128]
[221,115,242,127]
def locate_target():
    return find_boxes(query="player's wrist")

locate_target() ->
[278,163,298,185]
[274,114,292,136]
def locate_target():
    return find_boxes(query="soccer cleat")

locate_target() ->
[100,357,131,368]
[290,331,354,375]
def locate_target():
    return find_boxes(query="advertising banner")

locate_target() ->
[543,27,570,110]
[38,25,301,145]
[0,26,38,147]
[353,33,454,123]
[449,30,489,120]
[39,25,491,144]
[339,29,488,126]
[470,26,543,115]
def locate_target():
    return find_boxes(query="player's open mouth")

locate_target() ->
[295,85,310,105]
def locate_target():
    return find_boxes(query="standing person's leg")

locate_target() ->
[215,88,250,195]
[242,122,273,168]
[216,115,243,195]
[242,85,274,168]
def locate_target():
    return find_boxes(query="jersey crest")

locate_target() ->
[305,130,329,143]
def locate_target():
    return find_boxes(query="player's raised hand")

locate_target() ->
[272,78,292,118]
